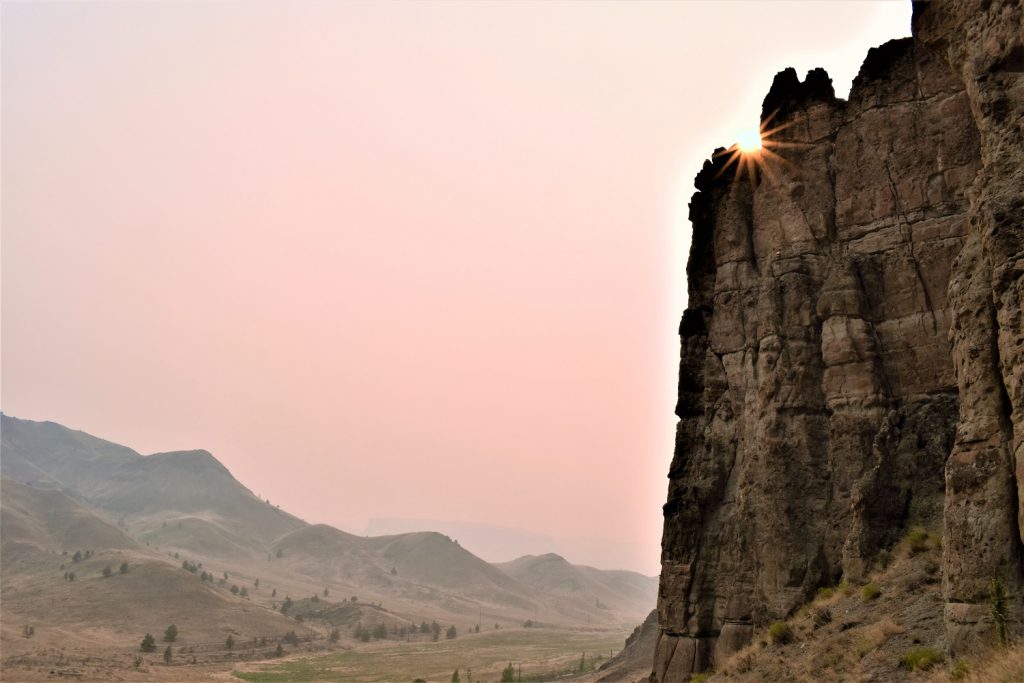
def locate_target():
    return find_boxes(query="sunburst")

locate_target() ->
[714,112,806,186]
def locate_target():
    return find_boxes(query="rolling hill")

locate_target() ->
[0,414,656,665]
[0,477,312,662]
[1,413,305,560]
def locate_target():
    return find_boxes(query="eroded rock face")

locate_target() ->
[914,0,1024,655]
[655,2,1023,678]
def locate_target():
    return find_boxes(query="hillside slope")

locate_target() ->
[0,477,311,660]
[1,414,305,559]
[498,553,657,624]
[2,415,655,637]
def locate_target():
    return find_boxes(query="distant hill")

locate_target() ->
[366,517,655,574]
[366,517,561,563]
[1,414,305,559]
[273,525,536,614]
[497,553,657,623]
[0,414,655,649]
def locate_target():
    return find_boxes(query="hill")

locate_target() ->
[2,413,655,671]
[1,414,305,560]
[497,553,657,624]
[0,477,312,663]
[1,478,139,563]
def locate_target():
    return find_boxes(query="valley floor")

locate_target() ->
[1,626,628,683]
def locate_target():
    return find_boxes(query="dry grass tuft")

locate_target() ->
[924,643,1024,683]
[853,616,904,658]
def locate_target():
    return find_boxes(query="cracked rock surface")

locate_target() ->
[654,2,1023,679]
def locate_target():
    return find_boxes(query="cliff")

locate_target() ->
[654,1,1024,679]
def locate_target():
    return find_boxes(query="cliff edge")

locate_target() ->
[654,1,1024,679]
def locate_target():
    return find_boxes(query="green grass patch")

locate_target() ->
[900,646,944,672]
[906,528,929,554]
[861,582,881,601]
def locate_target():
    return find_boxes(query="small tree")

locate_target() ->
[451,668,461,683]
[254,578,260,588]
[373,623,388,639]
[163,646,172,664]
[225,635,235,650]
[230,584,239,594]
[141,633,156,652]
[329,628,340,643]
[446,625,457,639]
[281,596,293,614]
[420,621,430,634]
[272,588,277,597]
[72,551,83,563]
[275,643,284,657]
[500,662,516,683]
[68,571,75,581]
[240,586,248,598]
[164,624,178,642]
[22,624,35,638]
[431,621,441,642]
[102,565,113,578]
[119,562,129,574]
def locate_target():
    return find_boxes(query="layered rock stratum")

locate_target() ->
[654,1,1023,679]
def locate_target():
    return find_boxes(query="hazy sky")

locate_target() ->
[2,1,910,574]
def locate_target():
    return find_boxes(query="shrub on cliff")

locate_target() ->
[861,583,881,601]
[900,646,943,672]
[767,621,793,645]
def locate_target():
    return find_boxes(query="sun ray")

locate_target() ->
[715,111,807,186]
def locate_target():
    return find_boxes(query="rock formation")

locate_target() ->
[654,1,1023,679]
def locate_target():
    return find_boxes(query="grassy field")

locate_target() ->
[232,627,627,682]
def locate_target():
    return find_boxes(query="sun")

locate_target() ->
[736,128,762,152]
[713,113,804,186]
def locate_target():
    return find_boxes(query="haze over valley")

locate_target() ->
[1,414,655,681]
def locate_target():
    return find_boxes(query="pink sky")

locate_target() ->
[2,1,910,574]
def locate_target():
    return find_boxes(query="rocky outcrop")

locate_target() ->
[914,0,1024,655]
[654,1,1023,679]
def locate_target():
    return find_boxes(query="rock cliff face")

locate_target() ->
[654,1,1023,679]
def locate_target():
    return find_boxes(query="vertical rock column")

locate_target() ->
[915,0,1024,652]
